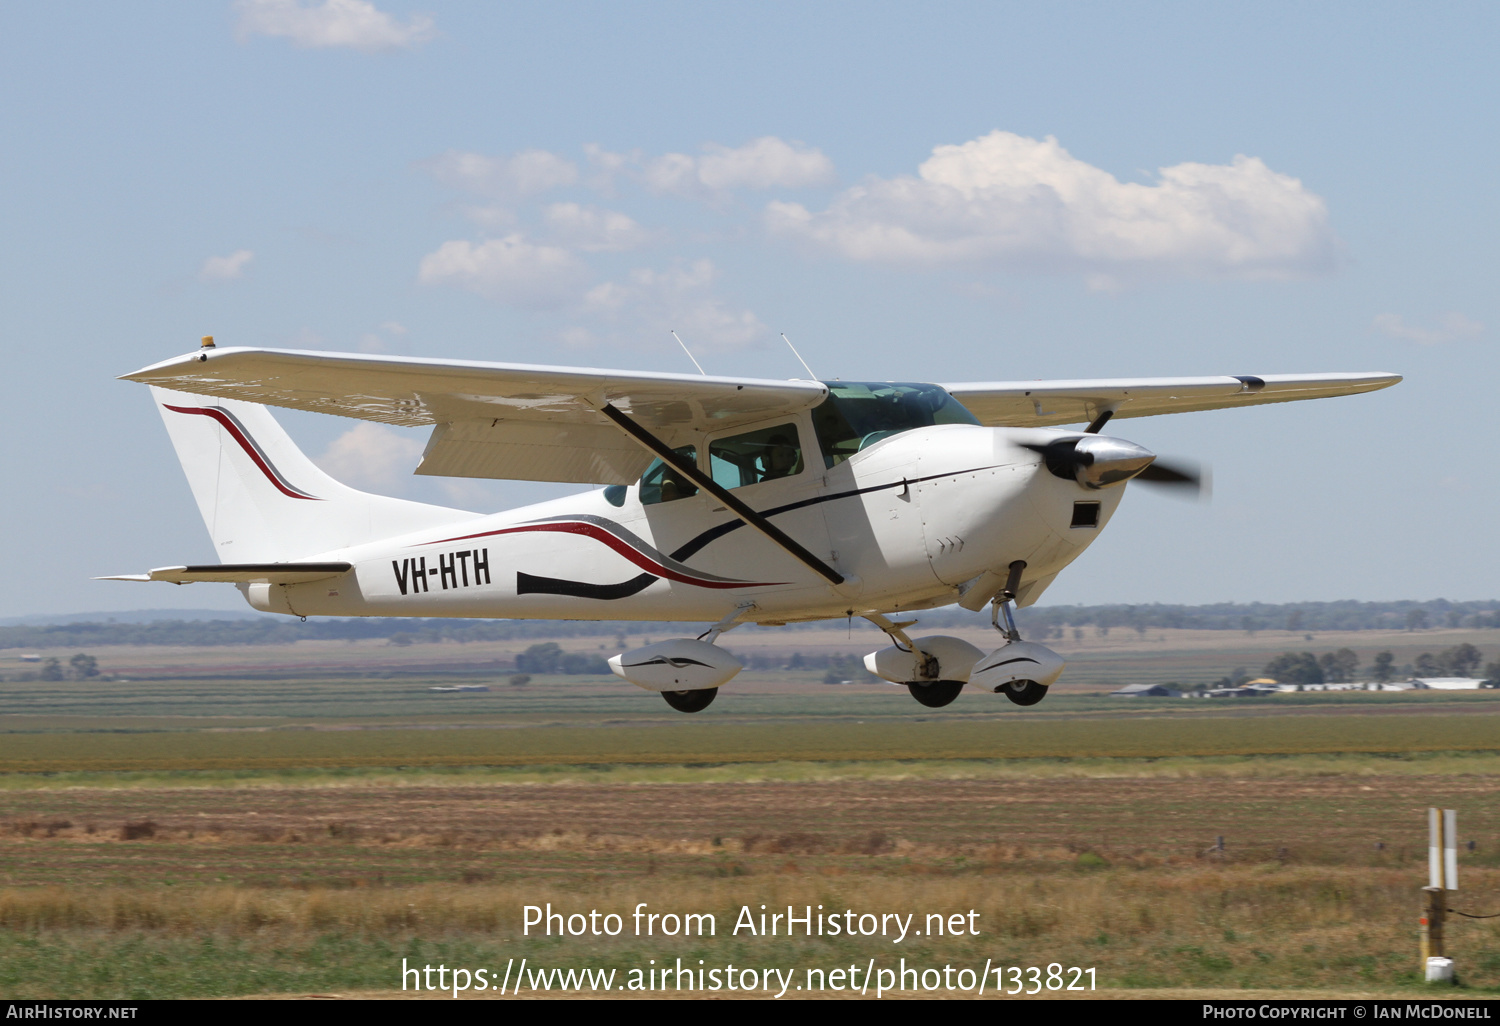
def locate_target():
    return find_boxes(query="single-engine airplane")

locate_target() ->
[104,338,1400,712]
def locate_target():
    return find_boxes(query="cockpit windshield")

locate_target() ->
[811,381,979,468]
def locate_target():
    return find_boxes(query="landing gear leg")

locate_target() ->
[989,560,1027,642]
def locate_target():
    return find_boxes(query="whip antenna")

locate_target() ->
[781,332,817,380]
[670,331,706,375]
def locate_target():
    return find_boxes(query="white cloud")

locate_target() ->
[198,249,254,281]
[315,423,424,493]
[583,259,766,351]
[1372,312,1483,346]
[643,137,837,197]
[417,234,587,307]
[543,203,651,252]
[422,149,578,198]
[234,0,433,52]
[582,143,637,194]
[766,130,1341,280]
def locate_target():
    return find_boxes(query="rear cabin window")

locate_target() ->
[811,382,979,468]
[709,424,804,490]
[638,446,698,505]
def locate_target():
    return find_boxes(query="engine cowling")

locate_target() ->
[863,635,985,684]
[968,640,1066,692]
[608,639,743,692]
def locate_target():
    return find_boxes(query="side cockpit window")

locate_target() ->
[639,446,698,505]
[709,424,803,490]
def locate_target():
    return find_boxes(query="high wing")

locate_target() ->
[122,347,828,486]
[942,373,1402,429]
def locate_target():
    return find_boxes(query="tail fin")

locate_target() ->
[150,386,476,562]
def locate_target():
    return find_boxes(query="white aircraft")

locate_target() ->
[105,339,1399,712]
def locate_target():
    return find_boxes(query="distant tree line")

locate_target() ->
[10,653,99,682]
[5,598,1500,651]
[1253,643,1496,685]
[419,643,874,680]
[512,642,610,675]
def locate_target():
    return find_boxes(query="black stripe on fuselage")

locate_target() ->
[517,571,658,600]
[516,464,1001,600]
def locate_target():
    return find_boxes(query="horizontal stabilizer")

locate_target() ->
[97,562,352,585]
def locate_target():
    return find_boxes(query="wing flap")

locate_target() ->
[416,420,654,485]
[943,372,1402,427]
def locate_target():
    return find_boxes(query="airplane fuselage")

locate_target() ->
[244,423,1124,624]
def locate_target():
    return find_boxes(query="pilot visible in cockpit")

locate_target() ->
[758,434,801,482]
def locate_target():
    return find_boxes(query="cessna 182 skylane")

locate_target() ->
[105,340,1400,712]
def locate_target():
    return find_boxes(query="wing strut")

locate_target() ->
[598,403,845,586]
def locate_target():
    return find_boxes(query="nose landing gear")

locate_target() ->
[966,561,1065,706]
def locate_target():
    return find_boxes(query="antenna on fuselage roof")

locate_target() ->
[670,330,707,375]
[781,332,817,380]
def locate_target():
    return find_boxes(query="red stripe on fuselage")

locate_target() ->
[164,404,321,501]
[428,522,774,589]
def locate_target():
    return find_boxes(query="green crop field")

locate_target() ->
[1,709,1500,773]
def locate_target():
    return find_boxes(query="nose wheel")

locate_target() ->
[661,688,718,713]
[906,680,964,708]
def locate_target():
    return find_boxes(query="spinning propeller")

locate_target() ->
[1020,434,1208,498]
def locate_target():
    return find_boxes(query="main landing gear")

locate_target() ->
[609,603,753,714]
[661,688,718,713]
[998,678,1047,706]
[864,614,974,709]
[906,680,965,708]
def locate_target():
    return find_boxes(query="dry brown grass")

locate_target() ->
[2,772,1497,995]
[3,868,1495,992]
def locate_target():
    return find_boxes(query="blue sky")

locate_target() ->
[2,1,1495,617]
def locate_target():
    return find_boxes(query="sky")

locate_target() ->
[1,1,1496,618]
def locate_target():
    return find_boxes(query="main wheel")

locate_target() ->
[661,688,718,713]
[905,680,964,708]
[1001,680,1048,706]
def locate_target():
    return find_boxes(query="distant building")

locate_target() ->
[1110,683,1183,697]
[1205,684,1278,698]
[1411,677,1488,690]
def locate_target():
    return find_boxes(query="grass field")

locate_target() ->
[0,636,1497,999]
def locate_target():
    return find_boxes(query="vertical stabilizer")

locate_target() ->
[150,386,476,561]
